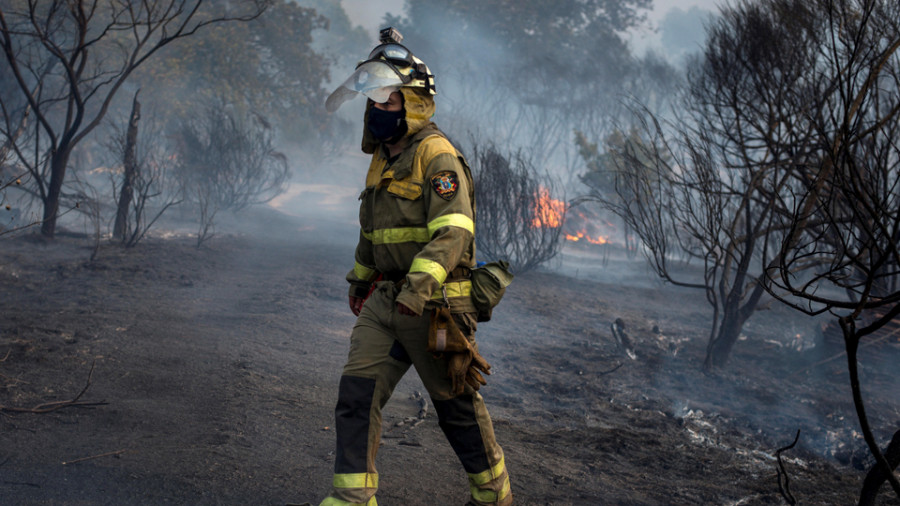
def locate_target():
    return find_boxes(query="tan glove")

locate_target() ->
[429,307,492,395]
[447,346,491,395]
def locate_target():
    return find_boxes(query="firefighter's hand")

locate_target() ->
[397,302,417,316]
[349,295,364,316]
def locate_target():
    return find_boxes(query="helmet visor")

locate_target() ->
[325,61,406,112]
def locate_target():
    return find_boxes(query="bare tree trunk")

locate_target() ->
[114,91,141,240]
[842,315,900,498]
[704,280,767,368]
[704,304,745,369]
[859,429,900,506]
[40,148,69,238]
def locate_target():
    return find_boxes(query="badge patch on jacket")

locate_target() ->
[430,171,459,200]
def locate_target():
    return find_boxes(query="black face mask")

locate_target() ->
[367,107,407,143]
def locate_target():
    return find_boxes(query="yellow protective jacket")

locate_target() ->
[347,88,476,315]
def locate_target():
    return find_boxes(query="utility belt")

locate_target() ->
[373,262,510,321]
[378,266,473,303]
[381,266,470,283]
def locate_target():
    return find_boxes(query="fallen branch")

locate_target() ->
[61,449,127,466]
[775,429,801,505]
[598,363,624,375]
[0,361,106,414]
[858,429,900,506]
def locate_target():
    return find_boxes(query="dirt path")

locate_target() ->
[1,211,897,505]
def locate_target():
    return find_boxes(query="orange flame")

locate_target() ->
[563,209,616,245]
[566,231,609,244]
[531,187,566,228]
[529,189,615,246]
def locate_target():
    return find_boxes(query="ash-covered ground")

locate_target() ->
[1,204,898,505]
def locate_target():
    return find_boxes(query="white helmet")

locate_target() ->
[325,27,436,113]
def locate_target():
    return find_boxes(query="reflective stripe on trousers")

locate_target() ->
[319,490,377,506]
[467,455,512,505]
[434,396,512,506]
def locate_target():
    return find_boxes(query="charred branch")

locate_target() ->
[174,101,289,214]
[61,449,128,466]
[859,429,900,506]
[0,360,106,414]
[104,98,184,247]
[597,363,624,376]
[113,90,141,241]
[775,429,801,505]
[842,317,900,497]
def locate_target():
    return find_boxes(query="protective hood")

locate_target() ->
[325,60,406,113]
[361,86,435,154]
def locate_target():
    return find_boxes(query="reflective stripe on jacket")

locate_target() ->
[347,124,476,314]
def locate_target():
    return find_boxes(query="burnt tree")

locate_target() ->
[172,100,288,246]
[105,102,183,247]
[471,142,565,274]
[0,0,270,238]
[113,91,141,241]
[580,0,828,368]
[763,0,900,500]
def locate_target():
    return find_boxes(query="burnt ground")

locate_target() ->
[1,206,899,506]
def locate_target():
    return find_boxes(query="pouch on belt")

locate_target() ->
[470,260,514,322]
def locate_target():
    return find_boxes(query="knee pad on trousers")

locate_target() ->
[335,375,376,473]
[432,395,491,473]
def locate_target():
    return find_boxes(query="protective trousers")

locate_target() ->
[320,281,512,506]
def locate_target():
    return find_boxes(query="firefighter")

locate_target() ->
[318,28,512,506]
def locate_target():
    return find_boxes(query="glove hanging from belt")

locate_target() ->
[428,305,491,395]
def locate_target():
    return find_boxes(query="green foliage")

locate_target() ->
[388,0,652,97]
[132,1,333,142]
[302,0,370,71]
[382,0,676,183]
[576,127,659,199]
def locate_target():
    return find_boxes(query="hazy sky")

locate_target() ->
[650,0,720,19]
[340,0,721,34]
[339,0,722,61]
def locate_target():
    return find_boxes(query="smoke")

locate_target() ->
[339,0,404,35]
[262,146,363,246]
[294,2,900,477]
[658,7,714,64]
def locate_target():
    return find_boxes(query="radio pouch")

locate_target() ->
[470,260,514,322]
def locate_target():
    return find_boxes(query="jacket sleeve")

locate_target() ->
[346,229,377,298]
[395,150,475,314]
